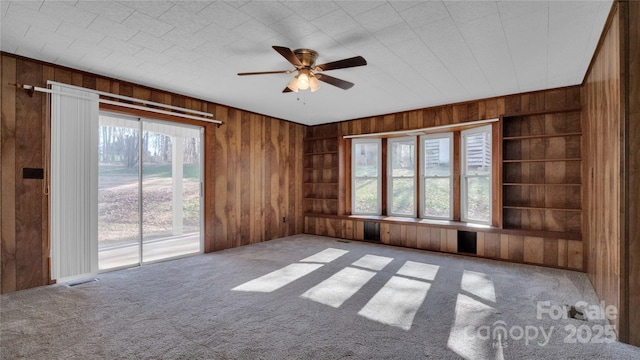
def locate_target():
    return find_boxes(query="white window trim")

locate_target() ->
[420,132,453,220]
[461,125,492,224]
[387,136,417,217]
[352,138,382,215]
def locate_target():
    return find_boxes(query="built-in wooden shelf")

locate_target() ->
[503,106,582,118]
[503,205,582,212]
[503,158,581,163]
[502,109,583,234]
[503,132,582,140]
[503,183,581,186]
[304,136,337,141]
[303,151,338,155]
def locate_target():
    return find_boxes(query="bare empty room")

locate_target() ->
[1,1,639,359]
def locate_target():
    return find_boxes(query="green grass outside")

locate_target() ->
[99,163,200,179]
[354,175,490,221]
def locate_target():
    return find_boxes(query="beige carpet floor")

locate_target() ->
[1,234,639,359]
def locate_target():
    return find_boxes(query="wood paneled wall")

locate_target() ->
[305,215,584,270]
[1,55,48,292]
[582,2,623,338]
[582,0,640,345]
[627,0,640,347]
[0,53,304,293]
[304,86,583,271]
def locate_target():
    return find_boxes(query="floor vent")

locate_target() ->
[457,230,477,254]
[566,305,588,321]
[363,221,380,242]
[336,239,350,243]
[67,278,99,287]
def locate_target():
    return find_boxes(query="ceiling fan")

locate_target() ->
[238,46,367,93]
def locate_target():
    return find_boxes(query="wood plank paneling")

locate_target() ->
[446,230,457,253]
[439,229,448,252]
[405,225,417,248]
[416,226,429,250]
[476,232,485,257]
[0,53,305,293]
[500,234,509,260]
[627,0,640,347]
[42,65,54,285]
[582,1,624,339]
[557,239,568,268]
[380,223,390,244]
[213,110,229,251]
[523,236,544,265]
[1,55,17,293]
[203,121,215,253]
[304,214,583,271]
[508,235,524,262]
[484,233,500,259]
[579,0,640,344]
[567,240,583,271]
[15,58,44,290]
[543,238,559,267]
[354,220,364,240]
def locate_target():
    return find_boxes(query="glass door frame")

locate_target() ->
[140,117,204,265]
[98,111,204,272]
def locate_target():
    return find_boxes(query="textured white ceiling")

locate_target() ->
[1,1,612,125]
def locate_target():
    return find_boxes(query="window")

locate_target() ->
[349,121,495,224]
[461,125,492,224]
[388,137,416,216]
[420,133,453,219]
[352,139,381,215]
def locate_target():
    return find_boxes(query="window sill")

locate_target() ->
[305,213,494,230]
[348,214,493,229]
[304,213,582,240]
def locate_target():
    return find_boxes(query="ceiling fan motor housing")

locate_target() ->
[293,49,318,68]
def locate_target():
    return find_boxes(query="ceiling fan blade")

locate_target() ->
[272,46,303,67]
[314,56,367,71]
[238,70,293,76]
[283,86,294,93]
[316,74,354,90]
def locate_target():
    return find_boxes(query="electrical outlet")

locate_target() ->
[282,216,286,223]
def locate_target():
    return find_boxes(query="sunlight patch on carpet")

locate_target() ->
[358,276,431,330]
[350,254,393,271]
[396,261,439,281]
[447,294,500,360]
[301,267,376,308]
[232,263,323,293]
[461,270,496,302]
[299,248,349,263]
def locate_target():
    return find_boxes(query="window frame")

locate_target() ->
[387,136,417,217]
[351,138,382,215]
[460,125,492,224]
[419,132,454,220]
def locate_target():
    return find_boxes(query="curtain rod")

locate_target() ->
[13,82,222,126]
[343,118,498,139]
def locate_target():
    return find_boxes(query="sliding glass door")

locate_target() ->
[98,114,203,270]
[98,115,141,269]
[141,121,202,263]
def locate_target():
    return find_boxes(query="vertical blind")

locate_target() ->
[50,83,99,281]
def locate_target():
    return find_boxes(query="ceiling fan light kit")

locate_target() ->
[238,46,367,94]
